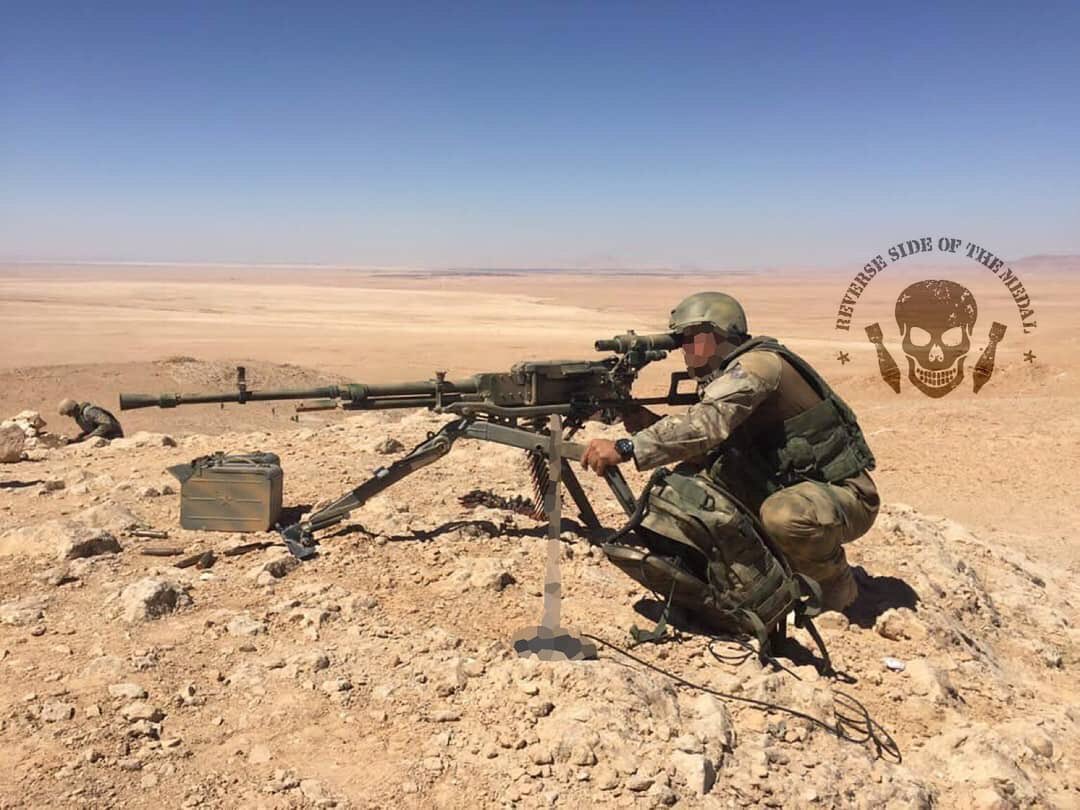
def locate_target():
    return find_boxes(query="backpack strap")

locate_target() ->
[791,573,834,676]
[629,578,677,646]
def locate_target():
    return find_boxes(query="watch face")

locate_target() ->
[616,438,634,459]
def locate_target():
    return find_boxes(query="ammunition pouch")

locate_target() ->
[603,469,823,658]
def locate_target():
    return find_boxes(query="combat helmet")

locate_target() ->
[669,292,748,340]
[58,398,79,416]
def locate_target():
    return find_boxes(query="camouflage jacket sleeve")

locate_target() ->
[630,353,780,470]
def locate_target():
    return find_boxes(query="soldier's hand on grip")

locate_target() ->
[581,439,622,476]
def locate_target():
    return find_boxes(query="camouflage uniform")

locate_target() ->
[631,345,878,603]
[71,403,124,441]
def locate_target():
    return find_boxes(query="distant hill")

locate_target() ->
[1012,254,1080,272]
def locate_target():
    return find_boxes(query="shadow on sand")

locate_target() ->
[0,479,44,490]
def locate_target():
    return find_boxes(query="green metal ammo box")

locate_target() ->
[169,452,283,532]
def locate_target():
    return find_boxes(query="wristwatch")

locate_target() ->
[615,438,635,461]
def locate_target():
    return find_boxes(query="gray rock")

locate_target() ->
[320,678,352,694]
[0,509,135,558]
[127,720,161,739]
[688,693,735,750]
[875,608,929,642]
[374,437,405,454]
[649,785,679,806]
[1040,647,1063,669]
[670,751,716,795]
[0,596,47,626]
[287,650,331,672]
[79,655,126,684]
[58,529,121,561]
[971,787,1014,810]
[13,410,45,430]
[176,683,201,707]
[108,682,148,700]
[570,745,597,767]
[120,578,191,623]
[445,558,516,593]
[0,425,26,463]
[265,769,301,794]
[226,614,267,637]
[528,746,555,766]
[436,657,467,697]
[528,699,555,718]
[594,765,619,790]
[905,659,956,703]
[121,702,165,722]
[41,701,75,722]
[673,734,704,754]
[248,554,299,583]
[36,564,78,587]
[299,779,336,807]
[626,774,654,792]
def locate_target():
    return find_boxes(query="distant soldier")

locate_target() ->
[581,292,879,612]
[58,399,124,443]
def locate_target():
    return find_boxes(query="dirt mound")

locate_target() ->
[0,413,1076,808]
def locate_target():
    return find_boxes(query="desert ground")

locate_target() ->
[0,260,1077,809]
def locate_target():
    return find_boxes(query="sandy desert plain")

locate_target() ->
[0,258,1077,809]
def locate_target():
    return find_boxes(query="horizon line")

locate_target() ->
[1,253,1075,274]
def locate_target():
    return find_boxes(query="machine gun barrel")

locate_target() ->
[119,366,481,411]
[120,387,343,410]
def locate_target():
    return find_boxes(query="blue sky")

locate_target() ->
[2,2,1078,268]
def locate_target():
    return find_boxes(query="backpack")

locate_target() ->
[603,467,831,670]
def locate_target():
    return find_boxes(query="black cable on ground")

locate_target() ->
[582,632,902,764]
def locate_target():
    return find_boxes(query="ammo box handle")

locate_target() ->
[214,455,279,467]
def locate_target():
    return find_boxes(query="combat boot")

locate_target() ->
[818,563,858,612]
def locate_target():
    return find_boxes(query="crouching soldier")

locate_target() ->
[581,292,879,613]
[58,399,124,443]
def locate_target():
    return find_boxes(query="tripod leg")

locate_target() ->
[560,460,601,530]
[279,418,469,554]
[541,414,563,631]
[602,466,638,518]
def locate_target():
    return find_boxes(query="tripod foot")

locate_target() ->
[510,625,597,661]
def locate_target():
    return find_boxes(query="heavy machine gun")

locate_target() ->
[120,331,694,559]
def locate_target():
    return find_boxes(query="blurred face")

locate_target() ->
[681,329,720,370]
